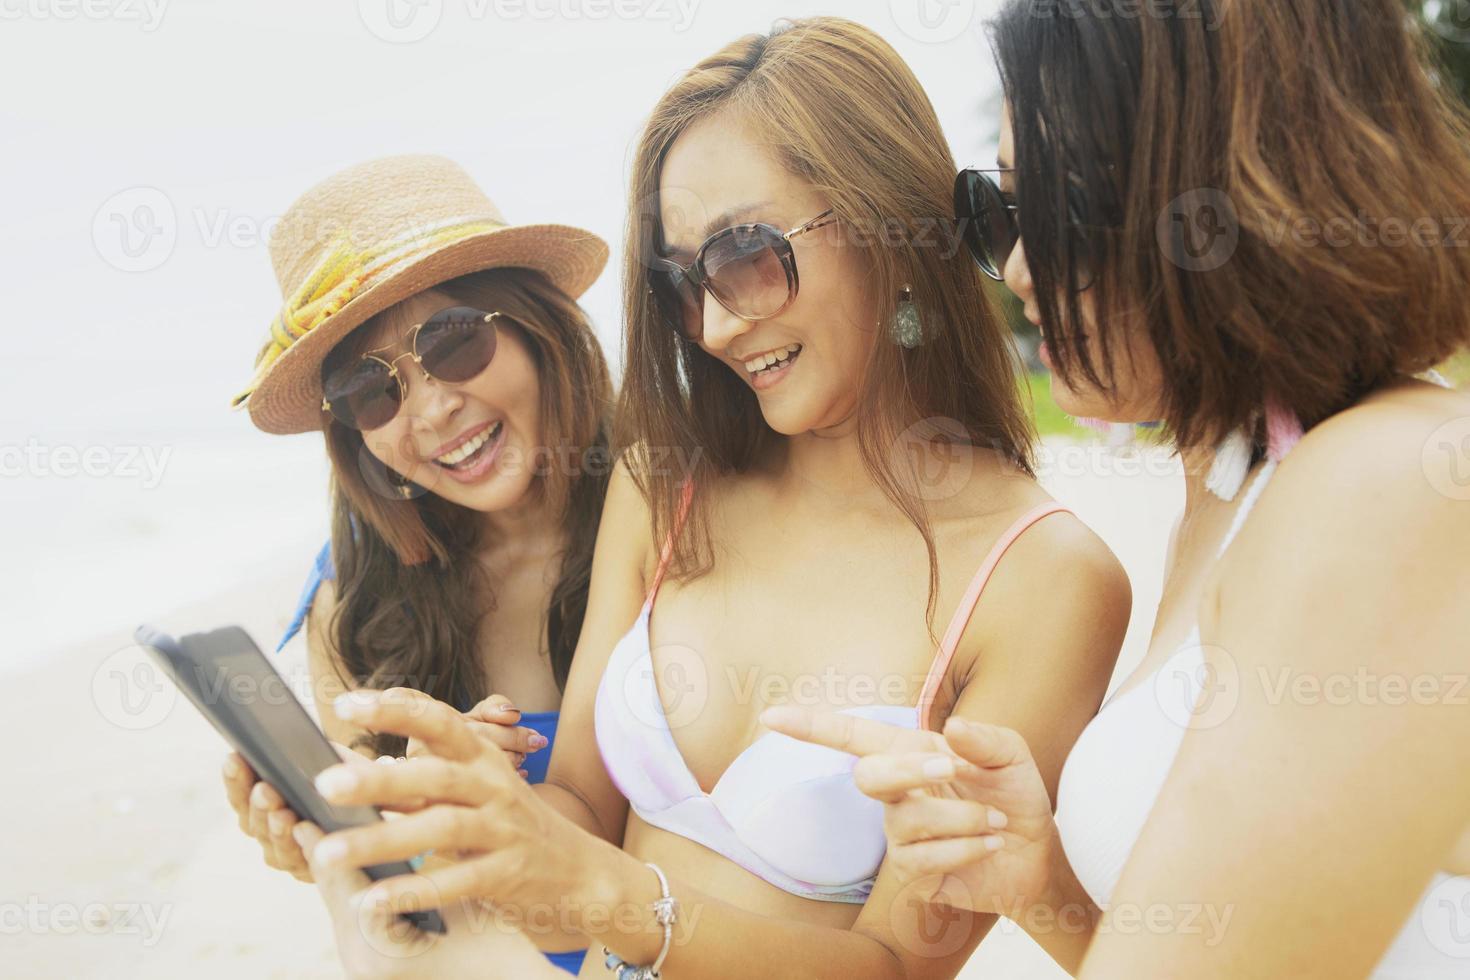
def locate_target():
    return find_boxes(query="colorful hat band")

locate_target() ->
[231,215,505,409]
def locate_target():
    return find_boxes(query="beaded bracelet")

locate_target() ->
[602,862,678,979]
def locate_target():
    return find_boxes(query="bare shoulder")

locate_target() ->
[985,503,1132,617]
[1218,380,1470,618]
[953,473,1132,666]
[597,453,658,592]
[1255,380,1470,540]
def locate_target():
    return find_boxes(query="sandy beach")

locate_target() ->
[8,436,1181,980]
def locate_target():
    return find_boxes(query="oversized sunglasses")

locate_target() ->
[955,168,1018,281]
[647,208,839,341]
[321,306,504,431]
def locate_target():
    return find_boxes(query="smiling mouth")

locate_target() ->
[743,343,803,379]
[433,420,503,470]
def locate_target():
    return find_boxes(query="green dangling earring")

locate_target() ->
[889,284,924,348]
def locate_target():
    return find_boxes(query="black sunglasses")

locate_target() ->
[954,168,1019,281]
[321,306,506,431]
[956,166,1107,292]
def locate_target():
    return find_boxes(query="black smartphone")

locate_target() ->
[134,623,446,934]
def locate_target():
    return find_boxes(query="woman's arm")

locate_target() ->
[844,514,1130,976]
[529,457,651,845]
[303,579,376,751]
[762,513,1131,973]
[1078,409,1470,977]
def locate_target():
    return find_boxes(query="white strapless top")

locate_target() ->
[1054,462,1468,977]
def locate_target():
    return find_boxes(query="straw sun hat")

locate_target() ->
[231,155,609,435]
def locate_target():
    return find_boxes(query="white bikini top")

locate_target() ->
[595,480,1073,903]
[1055,461,1465,977]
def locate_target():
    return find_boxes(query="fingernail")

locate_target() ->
[269,811,288,834]
[314,838,348,865]
[222,755,242,779]
[250,783,269,807]
[291,824,310,847]
[944,716,974,733]
[922,756,956,780]
[988,809,1008,830]
[498,703,519,715]
[983,835,1004,852]
[528,733,548,750]
[518,769,529,779]
[315,768,358,799]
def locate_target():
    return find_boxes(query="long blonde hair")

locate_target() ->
[617,17,1035,629]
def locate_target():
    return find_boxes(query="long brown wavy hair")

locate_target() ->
[991,0,1470,450]
[617,17,1036,630]
[320,268,612,754]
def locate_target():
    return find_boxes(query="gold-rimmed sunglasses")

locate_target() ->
[321,306,507,430]
[647,208,839,341]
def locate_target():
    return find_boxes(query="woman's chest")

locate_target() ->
[470,560,564,710]
[641,548,968,793]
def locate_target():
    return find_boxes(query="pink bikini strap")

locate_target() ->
[646,479,696,602]
[917,501,1073,732]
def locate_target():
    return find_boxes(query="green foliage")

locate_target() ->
[1021,371,1089,438]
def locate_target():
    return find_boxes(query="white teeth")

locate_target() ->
[744,343,802,375]
[436,421,501,466]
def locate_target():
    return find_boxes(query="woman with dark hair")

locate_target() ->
[768,1,1470,976]
[219,154,615,975]
[289,17,1132,980]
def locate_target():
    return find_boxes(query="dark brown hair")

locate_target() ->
[992,0,1470,450]
[617,17,1036,629]
[321,268,612,754]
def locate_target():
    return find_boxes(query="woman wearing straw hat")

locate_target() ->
[219,154,615,975]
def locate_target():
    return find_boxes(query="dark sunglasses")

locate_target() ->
[321,306,504,431]
[954,168,1018,281]
[647,208,839,342]
[956,166,1104,291]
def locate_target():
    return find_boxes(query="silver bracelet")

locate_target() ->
[601,862,678,979]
